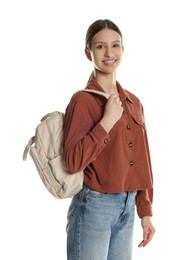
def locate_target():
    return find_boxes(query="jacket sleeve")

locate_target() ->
[135,101,154,218]
[136,188,153,218]
[63,92,110,173]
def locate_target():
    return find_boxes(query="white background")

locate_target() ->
[1,0,185,259]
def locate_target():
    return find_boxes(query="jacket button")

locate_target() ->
[104,139,108,144]
[126,124,131,130]
[128,142,133,147]
[129,161,134,166]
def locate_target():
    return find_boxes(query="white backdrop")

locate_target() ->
[1,0,185,259]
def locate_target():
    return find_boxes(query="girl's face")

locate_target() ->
[86,28,124,75]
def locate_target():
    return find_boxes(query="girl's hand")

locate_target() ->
[100,94,123,133]
[138,216,156,247]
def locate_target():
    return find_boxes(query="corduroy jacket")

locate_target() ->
[63,78,153,218]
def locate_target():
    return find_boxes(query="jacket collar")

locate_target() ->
[85,78,134,105]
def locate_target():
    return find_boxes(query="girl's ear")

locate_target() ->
[85,48,92,61]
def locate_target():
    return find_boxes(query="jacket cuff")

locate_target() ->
[137,205,153,219]
[91,123,110,145]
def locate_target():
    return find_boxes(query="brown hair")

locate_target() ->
[85,19,122,49]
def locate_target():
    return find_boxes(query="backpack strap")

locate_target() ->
[22,136,35,161]
[83,89,110,99]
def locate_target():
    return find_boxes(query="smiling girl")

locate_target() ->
[63,19,155,260]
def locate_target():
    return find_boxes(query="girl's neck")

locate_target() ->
[93,71,118,95]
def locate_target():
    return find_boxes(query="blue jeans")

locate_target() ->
[67,185,137,260]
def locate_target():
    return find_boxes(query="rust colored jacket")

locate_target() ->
[63,78,153,218]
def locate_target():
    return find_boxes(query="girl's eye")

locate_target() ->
[95,43,121,49]
[97,44,104,49]
[113,43,120,48]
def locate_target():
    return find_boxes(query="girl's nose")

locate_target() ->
[105,47,113,57]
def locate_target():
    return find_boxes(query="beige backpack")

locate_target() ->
[22,89,109,199]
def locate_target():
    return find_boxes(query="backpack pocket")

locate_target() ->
[29,147,62,198]
[48,155,84,198]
